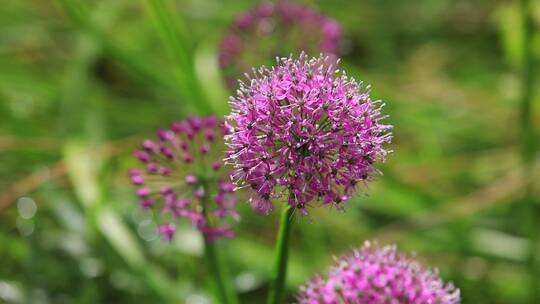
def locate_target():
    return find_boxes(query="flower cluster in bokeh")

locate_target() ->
[219,1,342,89]
[129,116,239,241]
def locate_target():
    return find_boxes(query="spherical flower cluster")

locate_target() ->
[219,1,342,89]
[225,53,392,215]
[297,242,461,304]
[129,116,239,241]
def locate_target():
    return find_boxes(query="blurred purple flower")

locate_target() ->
[298,241,461,304]
[129,116,239,241]
[225,53,391,215]
[219,1,342,90]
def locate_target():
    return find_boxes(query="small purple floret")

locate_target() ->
[158,223,176,241]
[185,175,198,185]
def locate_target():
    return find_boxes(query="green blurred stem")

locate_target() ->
[201,192,238,304]
[519,0,538,301]
[203,235,232,304]
[145,0,213,114]
[520,0,534,161]
[267,206,295,304]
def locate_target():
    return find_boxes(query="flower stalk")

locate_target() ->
[267,206,295,304]
[519,0,538,301]
[201,190,238,304]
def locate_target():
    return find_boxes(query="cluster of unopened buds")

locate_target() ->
[129,116,239,241]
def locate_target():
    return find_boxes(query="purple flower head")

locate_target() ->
[219,1,342,90]
[225,54,392,215]
[297,242,461,304]
[129,115,239,241]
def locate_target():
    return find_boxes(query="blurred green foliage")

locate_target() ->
[1,0,539,303]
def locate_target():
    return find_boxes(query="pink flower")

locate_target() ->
[158,224,176,241]
[218,1,342,90]
[225,54,392,215]
[297,242,461,304]
[129,116,239,241]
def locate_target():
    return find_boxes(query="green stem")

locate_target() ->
[520,1,534,162]
[267,206,295,304]
[201,188,238,304]
[203,234,232,304]
[519,0,538,301]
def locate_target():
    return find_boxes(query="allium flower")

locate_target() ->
[129,116,239,241]
[219,1,342,89]
[225,54,392,215]
[297,242,461,304]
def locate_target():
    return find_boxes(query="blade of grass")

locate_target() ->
[64,134,177,302]
[57,11,178,298]
[373,167,525,243]
[64,138,177,300]
[0,135,140,213]
[193,40,229,114]
[144,0,214,114]
[145,0,193,75]
[54,0,176,93]
[519,0,538,300]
